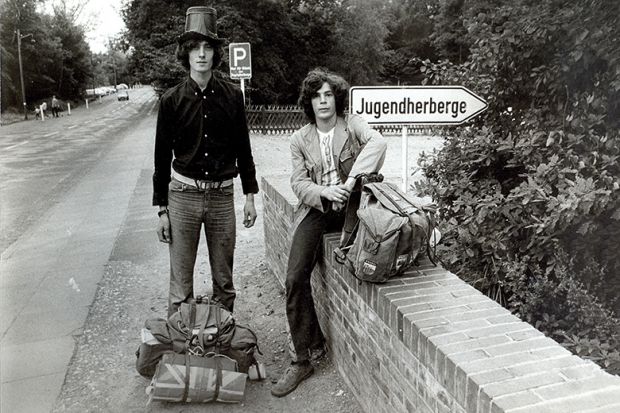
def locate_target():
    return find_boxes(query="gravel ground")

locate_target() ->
[52,131,442,412]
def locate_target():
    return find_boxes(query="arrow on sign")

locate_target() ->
[349,86,488,125]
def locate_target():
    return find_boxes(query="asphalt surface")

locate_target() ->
[0,88,159,412]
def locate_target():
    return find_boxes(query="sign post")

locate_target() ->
[349,86,488,191]
[229,42,252,102]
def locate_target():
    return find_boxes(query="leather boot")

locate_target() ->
[271,361,314,397]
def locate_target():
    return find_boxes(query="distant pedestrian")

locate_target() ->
[271,68,387,397]
[51,95,60,117]
[153,6,258,317]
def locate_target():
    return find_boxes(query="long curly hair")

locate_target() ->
[298,68,349,123]
[176,38,223,70]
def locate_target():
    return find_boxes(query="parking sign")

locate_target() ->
[229,43,251,80]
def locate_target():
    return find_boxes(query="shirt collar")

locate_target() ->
[317,127,335,141]
[186,74,217,95]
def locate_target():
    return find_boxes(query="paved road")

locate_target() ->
[0,88,158,412]
[0,90,157,254]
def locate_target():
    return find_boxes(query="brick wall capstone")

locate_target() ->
[262,175,620,413]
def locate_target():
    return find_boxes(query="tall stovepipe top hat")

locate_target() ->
[178,6,226,45]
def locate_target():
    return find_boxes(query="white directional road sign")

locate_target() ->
[229,43,251,80]
[349,86,487,125]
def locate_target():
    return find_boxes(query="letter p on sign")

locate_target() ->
[229,43,251,80]
[233,48,246,66]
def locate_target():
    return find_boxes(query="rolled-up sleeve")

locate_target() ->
[348,114,387,178]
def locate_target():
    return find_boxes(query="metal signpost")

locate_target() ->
[349,86,488,191]
[229,42,252,102]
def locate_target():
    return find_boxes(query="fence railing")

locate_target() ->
[245,105,434,135]
[246,105,305,135]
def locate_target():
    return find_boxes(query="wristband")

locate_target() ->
[158,209,169,217]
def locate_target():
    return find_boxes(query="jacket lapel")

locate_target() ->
[332,116,348,158]
[302,125,322,167]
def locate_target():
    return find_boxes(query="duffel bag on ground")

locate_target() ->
[335,181,437,283]
[136,296,261,377]
[146,352,247,403]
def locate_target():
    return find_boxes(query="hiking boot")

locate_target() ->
[271,362,314,397]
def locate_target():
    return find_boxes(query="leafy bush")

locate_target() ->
[416,0,620,374]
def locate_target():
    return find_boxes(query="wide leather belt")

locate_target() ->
[172,170,233,190]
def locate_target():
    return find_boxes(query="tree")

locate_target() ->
[380,0,439,85]
[322,0,390,86]
[1,0,94,111]
[1,0,48,109]
[121,0,398,102]
[121,0,186,93]
[48,10,91,97]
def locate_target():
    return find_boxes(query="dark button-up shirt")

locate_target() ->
[152,74,259,206]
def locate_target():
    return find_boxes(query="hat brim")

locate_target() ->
[178,31,226,45]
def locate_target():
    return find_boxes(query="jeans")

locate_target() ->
[286,207,345,362]
[167,179,236,316]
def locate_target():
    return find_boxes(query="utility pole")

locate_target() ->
[16,28,32,120]
[90,54,96,91]
[107,39,118,89]
[111,53,117,88]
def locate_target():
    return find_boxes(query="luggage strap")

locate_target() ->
[197,298,211,352]
[181,301,197,402]
[215,303,222,354]
[212,355,222,402]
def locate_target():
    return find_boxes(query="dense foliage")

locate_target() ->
[121,0,401,103]
[416,0,620,373]
[1,0,133,113]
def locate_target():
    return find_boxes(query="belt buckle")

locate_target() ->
[193,179,207,190]
[196,180,217,190]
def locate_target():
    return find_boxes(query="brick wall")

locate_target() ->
[262,176,620,413]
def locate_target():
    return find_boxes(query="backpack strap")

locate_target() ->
[214,304,222,354]
[214,355,223,402]
[340,190,361,246]
[335,173,384,261]
[181,302,196,403]
[182,352,191,402]
[197,298,211,351]
[186,301,196,352]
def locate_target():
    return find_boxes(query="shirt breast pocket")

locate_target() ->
[208,103,235,130]
[339,147,354,162]
[338,146,356,179]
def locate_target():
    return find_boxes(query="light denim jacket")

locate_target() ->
[289,114,387,222]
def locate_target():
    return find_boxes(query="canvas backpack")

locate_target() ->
[136,296,261,377]
[335,181,437,283]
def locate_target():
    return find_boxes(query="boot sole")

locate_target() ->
[270,367,314,398]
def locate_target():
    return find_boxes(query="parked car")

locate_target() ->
[117,89,129,101]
